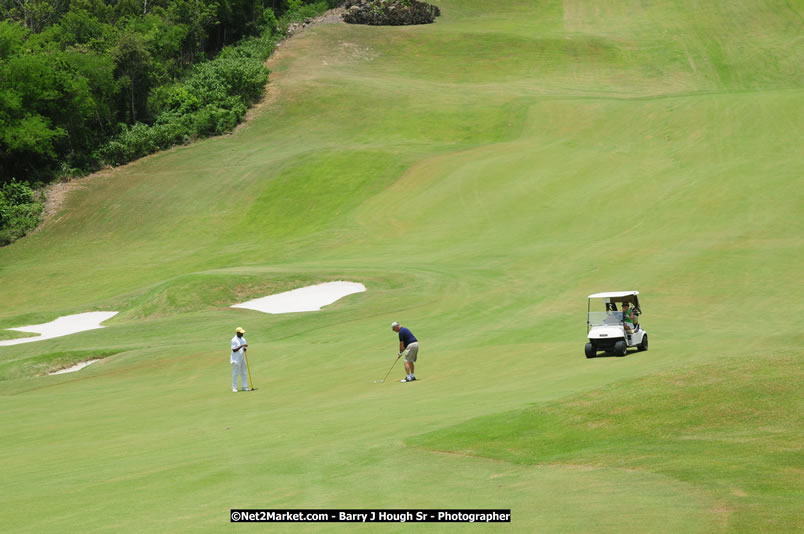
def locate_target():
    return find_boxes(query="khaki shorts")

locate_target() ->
[403,342,419,363]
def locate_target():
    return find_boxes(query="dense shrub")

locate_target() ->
[218,33,277,61]
[96,1,342,168]
[343,0,440,26]
[188,57,270,105]
[101,50,268,166]
[98,122,182,166]
[0,179,43,245]
[286,0,332,21]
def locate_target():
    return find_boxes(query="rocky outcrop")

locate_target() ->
[342,0,441,26]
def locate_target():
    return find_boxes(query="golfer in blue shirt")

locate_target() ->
[392,322,419,382]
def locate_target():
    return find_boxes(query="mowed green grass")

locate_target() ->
[1,0,802,532]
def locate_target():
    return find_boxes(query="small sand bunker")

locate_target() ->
[0,311,118,346]
[49,359,100,375]
[231,281,366,314]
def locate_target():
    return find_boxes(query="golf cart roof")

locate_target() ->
[588,291,640,299]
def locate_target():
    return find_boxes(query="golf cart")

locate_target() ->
[585,291,648,358]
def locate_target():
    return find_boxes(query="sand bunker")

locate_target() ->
[0,311,118,346]
[48,359,100,375]
[231,281,366,314]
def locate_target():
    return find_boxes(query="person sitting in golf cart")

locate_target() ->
[622,302,636,334]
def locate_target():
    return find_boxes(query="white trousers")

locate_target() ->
[232,360,249,390]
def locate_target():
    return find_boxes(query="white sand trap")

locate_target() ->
[0,311,118,347]
[49,359,100,375]
[231,281,366,314]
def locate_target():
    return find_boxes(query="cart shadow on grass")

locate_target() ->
[587,348,645,359]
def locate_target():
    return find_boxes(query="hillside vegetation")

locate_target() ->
[0,0,336,243]
[0,1,802,532]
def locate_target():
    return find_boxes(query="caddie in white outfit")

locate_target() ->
[231,327,249,392]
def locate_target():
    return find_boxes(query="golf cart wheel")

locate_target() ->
[638,334,648,352]
[614,340,627,356]
[585,343,596,359]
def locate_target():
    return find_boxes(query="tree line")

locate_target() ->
[0,0,336,244]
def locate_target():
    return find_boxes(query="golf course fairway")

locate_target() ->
[1,1,802,531]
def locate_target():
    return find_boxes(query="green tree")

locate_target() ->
[0,18,27,58]
[57,9,109,50]
[0,0,70,33]
[0,20,104,180]
[112,31,155,124]
[68,0,115,24]
[0,51,67,179]
[166,0,220,65]
[61,49,118,168]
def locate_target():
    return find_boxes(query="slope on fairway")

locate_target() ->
[0,0,802,532]
[410,354,804,532]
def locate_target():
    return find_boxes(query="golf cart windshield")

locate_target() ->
[588,311,623,327]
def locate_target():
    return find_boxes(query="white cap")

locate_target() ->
[391,322,399,330]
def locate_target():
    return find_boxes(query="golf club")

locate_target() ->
[244,349,256,390]
[376,354,400,383]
